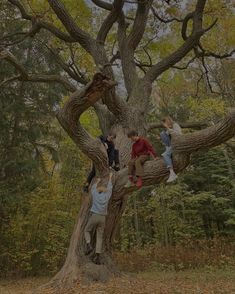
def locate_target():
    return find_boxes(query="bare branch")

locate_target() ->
[97,0,124,44]
[172,55,198,70]
[200,55,220,94]
[194,72,204,97]
[47,0,95,52]
[56,73,117,173]
[0,75,21,87]
[127,0,153,50]
[0,49,76,91]
[198,42,235,59]
[41,44,88,85]
[144,32,204,83]
[181,12,194,40]
[144,0,207,83]
[26,74,77,91]
[203,18,218,33]
[46,1,126,116]
[147,121,209,131]
[117,12,138,95]
[94,103,116,135]
[151,6,183,24]
[91,0,113,10]
[8,0,76,43]
[8,0,31,20]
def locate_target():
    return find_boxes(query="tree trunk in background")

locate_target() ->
[160,195,169,246]
[133,195,141,247]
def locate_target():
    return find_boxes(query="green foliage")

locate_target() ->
[119,146,235,249]
[0,0,235,278]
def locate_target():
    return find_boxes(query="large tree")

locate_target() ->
[1,0,235,291]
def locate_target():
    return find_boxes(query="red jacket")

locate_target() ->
[131,137,157,159]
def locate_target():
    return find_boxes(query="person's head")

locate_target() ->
[97,184,108,193]
[127,130,139,142]
[106,132,116,142]
[161,116,174,128]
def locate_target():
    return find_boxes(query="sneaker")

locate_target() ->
[124,179,134,188]
[136,177,143,189]
[85,243,93,255]
[93,253,101,265]
[166,172,178,183]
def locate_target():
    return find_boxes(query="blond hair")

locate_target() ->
[162,116,174,128]
[97,185,108,193]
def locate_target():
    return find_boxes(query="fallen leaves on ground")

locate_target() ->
[1,269,235,294]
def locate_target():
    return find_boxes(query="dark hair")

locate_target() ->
[127,130,138,138]
[108,132,116,139]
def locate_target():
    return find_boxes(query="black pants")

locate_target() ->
[86,149,119,185]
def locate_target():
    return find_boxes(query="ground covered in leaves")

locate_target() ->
[1,268,235,294]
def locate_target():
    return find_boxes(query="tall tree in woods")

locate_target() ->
[1,0,235,290]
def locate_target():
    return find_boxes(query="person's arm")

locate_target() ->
[99,135,108,150]
[106,173,113,199]
[99,135,105,143]
[107,173,113,190]
[144,139,157,158]
[168,123,182,135]
[91,178,101,193]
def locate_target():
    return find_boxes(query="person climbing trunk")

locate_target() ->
[83,133,119,192]
[84,172,113,265]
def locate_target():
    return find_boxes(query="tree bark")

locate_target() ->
[5,1,235,292]
[37,103,235,292]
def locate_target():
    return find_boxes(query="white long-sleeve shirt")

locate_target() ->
[167,122,182,135]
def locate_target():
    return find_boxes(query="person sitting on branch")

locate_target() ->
[83,132,119,193]
[125,130,158,189]
[160,116,182,183]
[84,172,113,265]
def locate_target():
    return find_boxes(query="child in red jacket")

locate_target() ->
[125,130,158,188]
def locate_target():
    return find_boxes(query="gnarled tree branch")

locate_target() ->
[127,0,153,50]
[115,109,235,197]
[91,0,113,10]
[56,73,117,173]
[117,12,138,96]
[97,0,124,44]
[48,0,95,53]
[144,0,207,83]
[172,110,235,154]
[7,0,76,43]
[147,121,209,131]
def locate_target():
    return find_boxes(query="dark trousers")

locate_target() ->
[86,149,119,185]
[108,149,119,166]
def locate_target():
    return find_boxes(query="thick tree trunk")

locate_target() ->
[37,126,136,293]
[38,109,235,293]
[6,1,235,293]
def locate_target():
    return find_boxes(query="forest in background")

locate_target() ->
[0,0,235,278]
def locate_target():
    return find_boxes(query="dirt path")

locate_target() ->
[0,268,235,294]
